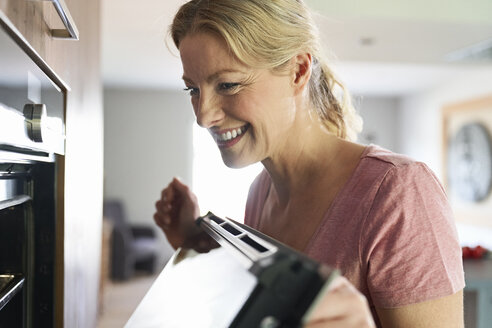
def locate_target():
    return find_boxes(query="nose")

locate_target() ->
[194,93,225,128]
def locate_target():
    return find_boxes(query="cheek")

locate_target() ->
[254,79,294,118]
[228,97,258,123]
[191,97,199,116]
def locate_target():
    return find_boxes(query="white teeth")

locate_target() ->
[218,127,245,141]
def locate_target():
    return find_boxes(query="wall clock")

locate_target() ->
[447,122,492,202]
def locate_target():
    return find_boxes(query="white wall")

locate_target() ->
[104,88,195,265]
[192,124,263,221]
[398,68,492,179]
[356,96,399,152]
[397,68,492,248]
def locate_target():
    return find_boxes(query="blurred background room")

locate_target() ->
[97,0,492,327]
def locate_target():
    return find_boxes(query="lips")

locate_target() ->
[212,124,249,148]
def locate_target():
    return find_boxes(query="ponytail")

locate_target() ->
[309,58,362,141]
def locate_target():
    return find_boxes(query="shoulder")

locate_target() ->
[351,147,451,246]
[360,145,442,192]
[359,146,448,224]
[346,145,442,207]
[362,144,419,168]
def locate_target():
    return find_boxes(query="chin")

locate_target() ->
[220,152,255,169]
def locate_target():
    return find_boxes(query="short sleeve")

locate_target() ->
[361,162,465,308]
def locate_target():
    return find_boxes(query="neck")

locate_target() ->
[261,115,345,206]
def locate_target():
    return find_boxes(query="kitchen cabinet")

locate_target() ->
[464,259,492,328]
[0,1,103,327]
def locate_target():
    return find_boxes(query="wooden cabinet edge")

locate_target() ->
[55,155,65,328]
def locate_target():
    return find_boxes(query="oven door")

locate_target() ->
[0,12,65,328]
[0,10,66,159]
[0,160,59,327]
[0,165,32,327]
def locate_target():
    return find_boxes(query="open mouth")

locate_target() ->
[212,124,250,148]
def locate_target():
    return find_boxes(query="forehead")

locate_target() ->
[179,32,248,80]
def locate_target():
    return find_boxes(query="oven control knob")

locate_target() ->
[23,104,47,142]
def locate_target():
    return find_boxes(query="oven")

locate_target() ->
[0,12,66,328]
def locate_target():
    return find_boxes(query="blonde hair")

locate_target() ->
[170,0,362,141]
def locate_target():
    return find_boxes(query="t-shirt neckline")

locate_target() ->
[303,144,376,253]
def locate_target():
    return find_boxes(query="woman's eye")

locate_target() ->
[218,83,240,92]
[183,87,199,96]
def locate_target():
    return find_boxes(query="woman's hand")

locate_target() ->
[304,276,376,328]
[154,177,217,252]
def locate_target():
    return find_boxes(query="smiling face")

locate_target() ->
[179,32,298,168]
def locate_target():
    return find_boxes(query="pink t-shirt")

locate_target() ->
[245,145,465,322]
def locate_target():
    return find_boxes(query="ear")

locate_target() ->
[292,52,312,94]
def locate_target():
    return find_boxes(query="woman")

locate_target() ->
[154,0,465,326]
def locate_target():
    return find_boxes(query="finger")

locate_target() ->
[326,276,348,292]
[307,277,364,322]
[162,184,174,203]
[153,213,164,228]
[305,319,342,328]
[171,178,200,218]
[160,183,169,199]
[162,213,171,225]
[155,200,171,218]
[172,177,194,195]
[305,316,373,328]
[158,199,171,213]
[154,201,172,225]
[155,199,166,211]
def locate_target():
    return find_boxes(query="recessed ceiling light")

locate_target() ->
[360,37,375,46]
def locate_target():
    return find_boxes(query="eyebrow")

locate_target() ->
[182,69,246,84]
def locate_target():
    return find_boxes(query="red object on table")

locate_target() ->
[462,245,489,259]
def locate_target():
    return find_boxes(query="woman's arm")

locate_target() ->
[376,290,463,328]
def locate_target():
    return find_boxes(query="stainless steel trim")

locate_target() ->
[0,195,31,211]
[0,149,54,163]
[0,104,59,161]
[0,10,70,91]
[198,213,278,267]
[0,275,25,312]
[50,0,79,40]
[31,0,79,40]
[198,223,255,268]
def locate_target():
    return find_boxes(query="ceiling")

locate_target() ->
[101,0,492,96]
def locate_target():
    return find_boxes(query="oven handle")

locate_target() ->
[31,0,79,40]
